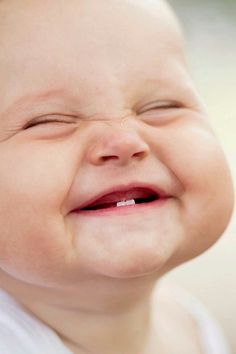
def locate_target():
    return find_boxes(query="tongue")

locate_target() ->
[82,188,156,210]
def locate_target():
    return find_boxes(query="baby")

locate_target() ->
[0,0,234,353]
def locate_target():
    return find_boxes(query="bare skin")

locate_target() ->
[0,0,234,353]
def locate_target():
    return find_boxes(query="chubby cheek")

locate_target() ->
[164,123,234,261]
[0,215,67,285]
[0,144,74,285]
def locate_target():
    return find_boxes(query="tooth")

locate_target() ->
[126,199,135,206]
[117,201,126,207]
[117,199,135,207]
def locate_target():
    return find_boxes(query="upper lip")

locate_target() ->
[72,183,170,212]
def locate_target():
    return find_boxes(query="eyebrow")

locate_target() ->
[7,89,67,110]
[2,88,74,118]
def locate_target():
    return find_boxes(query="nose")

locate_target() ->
[87,129,150,166]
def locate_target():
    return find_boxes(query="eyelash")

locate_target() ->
[23,117,76,130]
[138,101,182,114]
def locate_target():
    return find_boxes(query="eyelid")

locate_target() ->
[138,100,183,114]
[23,114,77,129]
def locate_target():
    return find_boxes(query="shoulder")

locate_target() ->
[151,281,231,354]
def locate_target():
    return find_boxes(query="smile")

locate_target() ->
[74,184,170,214]
[81,195,158,211]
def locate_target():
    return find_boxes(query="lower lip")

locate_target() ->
[73,198,170,217]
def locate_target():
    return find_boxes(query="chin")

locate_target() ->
[89,250,171,279]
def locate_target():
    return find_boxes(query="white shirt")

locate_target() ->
[0,289,71,354]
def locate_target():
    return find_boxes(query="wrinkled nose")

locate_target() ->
[87,130,150,166]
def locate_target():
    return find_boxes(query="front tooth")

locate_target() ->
[117,199,135,207]
[126,199,136,206]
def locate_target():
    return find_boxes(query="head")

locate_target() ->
[0,0,233,297]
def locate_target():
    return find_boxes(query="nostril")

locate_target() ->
[101,155,119,162]
[133,150,148,159]
[100,150,147,164]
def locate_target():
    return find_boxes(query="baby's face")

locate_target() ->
[0,0,233,288]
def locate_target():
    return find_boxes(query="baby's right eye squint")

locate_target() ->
[23,115,77,130]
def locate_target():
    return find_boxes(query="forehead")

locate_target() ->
[0,0,183,47]
[0,0,187,111]
[0,0,184,61]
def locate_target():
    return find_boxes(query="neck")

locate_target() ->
[53,298,153,354]
[2,274,161,354]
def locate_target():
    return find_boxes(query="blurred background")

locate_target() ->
[166,0,236,352]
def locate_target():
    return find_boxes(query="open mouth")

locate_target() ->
[80,188,161,211]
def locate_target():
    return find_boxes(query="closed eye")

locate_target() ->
[138,100,183,114]
[23,115,77,130]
